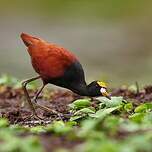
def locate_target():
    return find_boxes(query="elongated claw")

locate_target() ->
[23,113,43,121]
[57,113,64,120]
[33,102,59,114]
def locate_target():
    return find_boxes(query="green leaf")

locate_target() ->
[9,124,29,133]
[69,98,91,109]
[120,121,140,132]
[124,133,152,152]
[30,126,46,134]
[89,106,120,119]
[96,96,123,108]
[0,130,43,152]
[74,108,95,115]
[0,118,9,128]
[103,116,120,133]
[0,74,19,86]
[124,102,133,112]
[70,115,85,121]
[21,136,44,152]
[46,121,72,135]
[143,112,152,124]
[78,119,100,137]
[135,103,152,113]
[129,113,146,123]
[70,108,95,121]
[66,121,77,126]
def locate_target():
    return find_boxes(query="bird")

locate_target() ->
[20,33,111,119]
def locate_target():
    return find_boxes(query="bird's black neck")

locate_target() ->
[70,81,101,97]
[71,81,100,97]
[71,83,89,96]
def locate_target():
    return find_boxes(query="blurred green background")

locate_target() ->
[0,0,152,87]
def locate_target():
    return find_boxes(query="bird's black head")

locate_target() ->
[87,81,111,99]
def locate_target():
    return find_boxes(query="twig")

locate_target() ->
[135,81,139,94]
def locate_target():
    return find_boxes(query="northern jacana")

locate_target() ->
[21,33,111,119]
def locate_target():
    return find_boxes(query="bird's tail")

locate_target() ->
[20,33,42,47]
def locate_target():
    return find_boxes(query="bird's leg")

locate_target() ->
[32,84,59,114]
[33,98,63,120]
[33,84,46,103]
[32,85,63,121]
[33,102,63,120]
[22,76,43,120]
[22,77,63,120]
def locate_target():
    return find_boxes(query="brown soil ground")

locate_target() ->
[0,85,152,151]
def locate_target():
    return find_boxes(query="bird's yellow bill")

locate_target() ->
[100,88,111,100]
[102,91,111,100]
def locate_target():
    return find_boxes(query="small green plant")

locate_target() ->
[0,74,38,89]
[0,75,152,152]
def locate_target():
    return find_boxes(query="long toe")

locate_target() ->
[23,113,44,121]
[33,102,59,114]
[57,113,65,120]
